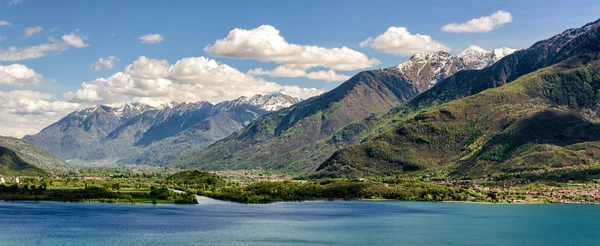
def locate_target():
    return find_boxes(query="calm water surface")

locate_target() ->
[1,197,599,245]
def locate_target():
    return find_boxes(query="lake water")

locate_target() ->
[1,197,599,245]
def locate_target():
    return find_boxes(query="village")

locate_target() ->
[434,178,600,204]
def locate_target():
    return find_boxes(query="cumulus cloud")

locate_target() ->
[0,31,89,61]
[306,70,350,82]
[66,56,324,106]
[24,26,43,37]
[0,90,80,137]
[90,56,120,71]
[138,34,164,44]
[249,66,350,82]
[0,90,78,115]
[442,11,513,33]
[205,25,379,71]
[280,86,324,99]
[360,27,449,56]
[0,20,12,27]
[0,64,44,86]
[124,56,169,79]
[62,32,89,48]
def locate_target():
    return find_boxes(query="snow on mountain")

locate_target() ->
[491,47,518,62]
[70,93,299,124]
[215,93,301,112]
[395,45,517,89]
[247,93,301,111]
[115,102,154,118]
[461,45,518,69]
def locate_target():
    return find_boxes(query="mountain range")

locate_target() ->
[17,18,600,181]
[24,93,300,166]
[172,45,516,172]
[316,18,600,178]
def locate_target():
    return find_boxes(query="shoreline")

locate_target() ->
[3,196,596,205]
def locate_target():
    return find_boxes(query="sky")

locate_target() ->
[0,0,599,137]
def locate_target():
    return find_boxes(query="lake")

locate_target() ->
[1,197,599,245]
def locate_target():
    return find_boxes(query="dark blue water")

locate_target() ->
[1,197,599,245]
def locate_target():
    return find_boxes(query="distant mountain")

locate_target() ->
[406,19,600,111]
[0,136,68,171]
[0,146,46,176]
[117,104,268,166]
[24,93,298,166]
[395,46,516,90]
[171,46,513,172]
[23,103,152,160]
[215,94,301,112]
[460,46,516,70]
[316,18,600,178]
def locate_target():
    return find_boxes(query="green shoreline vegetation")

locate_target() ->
[3,168,600,205]
[0,172,198,204]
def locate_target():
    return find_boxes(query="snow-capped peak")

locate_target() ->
[70,103,152,121]
[491,47,518,61]
[247,93,301,111]
[216,93,301,112]
[394,45,517,89]
[118,102,151,112]
[112,102,152,118]
[460,45,488,56]
[157,101,179,110]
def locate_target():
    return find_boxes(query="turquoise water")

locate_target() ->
[1,198,599,245]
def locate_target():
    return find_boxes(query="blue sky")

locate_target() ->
[0,0,599,137]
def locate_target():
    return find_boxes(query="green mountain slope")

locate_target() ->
[0,146,47,176]
[337,19,600,149]
[174,19,600,173]
[0,136,68,171]
[406,19,600,111]
[317,56,600,178]
[173,69,426,172]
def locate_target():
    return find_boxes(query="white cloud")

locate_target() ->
[0,90,80,137]
[0,32,89,61]
[24,26,43,37]
[138,33,164,44]
[62,32,89,48]
[0,64,82,137]
[132,97,173,107]
[90,56,120,71]
[360,27,449,56]
[442,11,513,33]
[124,56,169,79]
[66,56,324,106]
[0,64,43,86]
[280,86,324,100]
[0,90,78,116]
[0,42,67,61]
[205,25,379,71]
[249,66,306,78]
[0,36,5,42]
[306,70,350,82]
[0,20,12,27]
[249,66,349,82]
